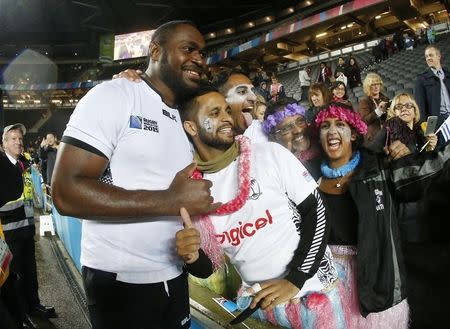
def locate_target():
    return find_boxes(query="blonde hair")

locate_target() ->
[387,93,421,124]
[252,94,267,120]
[255,94,266,105]
[363,72,384,96]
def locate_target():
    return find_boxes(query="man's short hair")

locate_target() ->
[179,84,219,122]
[425,44,441,56]
[151,20,197,47]
[211,69,249,94]
[147,20,197,64]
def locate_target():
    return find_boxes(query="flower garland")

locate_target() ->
[262,103,306,135]
[321,150,361,178]
[191,135,251,269]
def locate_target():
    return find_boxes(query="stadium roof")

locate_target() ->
[0,0,446,65]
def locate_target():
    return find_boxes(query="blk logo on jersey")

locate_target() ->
[162,109,177,122]
[216,210,273,246]
[129,115,159,133]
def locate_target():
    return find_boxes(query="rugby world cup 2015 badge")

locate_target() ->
[374,189,384,211]
[129,115,159,133]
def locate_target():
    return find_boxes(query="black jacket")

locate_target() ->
[0,152,23,207]
[349,149,407,316]
[414,67,450,119]
[349,144,450,316]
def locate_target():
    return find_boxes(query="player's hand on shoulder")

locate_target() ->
[112,69,142,82]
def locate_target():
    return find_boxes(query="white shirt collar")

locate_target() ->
[431,67,443,76]
[5,152,18,165]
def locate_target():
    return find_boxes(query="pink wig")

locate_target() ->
[315,104,368,135]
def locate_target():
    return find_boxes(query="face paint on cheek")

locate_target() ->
[225,91,246,105]
[338,126,352,142]
[319,122,350,140]
[202,118,214,133]
[320,128,328,142]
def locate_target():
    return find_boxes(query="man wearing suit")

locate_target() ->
[0,143,23,208]
[0,123,56,328]
[415,45,450,146]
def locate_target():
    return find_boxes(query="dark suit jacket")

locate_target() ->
[414,67,450,120]
[0,152,23,207]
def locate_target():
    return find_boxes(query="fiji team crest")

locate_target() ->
[248,178,262,200]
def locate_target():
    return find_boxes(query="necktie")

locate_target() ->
[16,160,24,173]
[437,70,450,115]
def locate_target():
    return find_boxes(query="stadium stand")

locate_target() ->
[278,32,450,110]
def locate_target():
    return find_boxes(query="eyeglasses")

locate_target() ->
[371,83,381,87]
[274,117,306,135]
[394,103,414,110]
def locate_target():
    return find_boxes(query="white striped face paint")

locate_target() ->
[319,118,355,167]
[202,117,214,132]
[225,84,257,105]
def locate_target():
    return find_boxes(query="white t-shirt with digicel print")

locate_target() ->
[204,142,332,296]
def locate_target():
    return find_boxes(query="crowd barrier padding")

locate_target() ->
[51,208,82,272]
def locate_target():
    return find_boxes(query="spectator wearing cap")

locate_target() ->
[0,123,56,328]
[1,124,25,328]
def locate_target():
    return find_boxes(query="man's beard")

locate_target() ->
[159,55,199,104]
[198,126,234,151]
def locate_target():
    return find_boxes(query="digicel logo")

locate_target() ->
[215,210,273,246]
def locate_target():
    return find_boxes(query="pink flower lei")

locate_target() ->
[191,135,251,269]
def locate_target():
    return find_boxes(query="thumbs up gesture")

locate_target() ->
[175,207,201,264]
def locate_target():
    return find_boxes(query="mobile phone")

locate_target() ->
[425,116,438,135]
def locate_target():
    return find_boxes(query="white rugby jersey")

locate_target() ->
[62,78,192,283]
